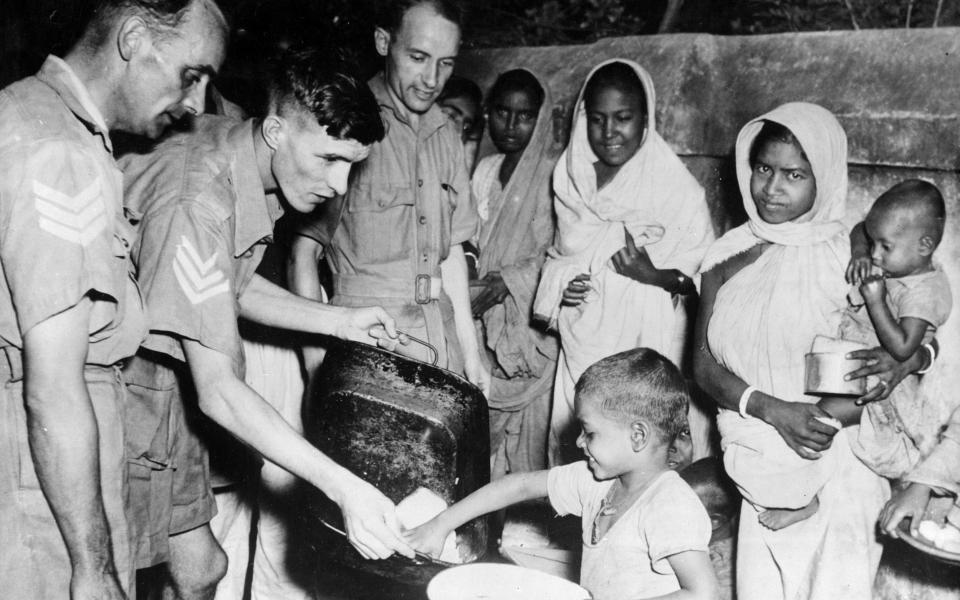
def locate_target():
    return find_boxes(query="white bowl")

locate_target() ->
[427,563,591,600]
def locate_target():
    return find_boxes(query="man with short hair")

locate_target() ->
[289,0,491,395]
[0,1,227,598]
[120,46,414,599]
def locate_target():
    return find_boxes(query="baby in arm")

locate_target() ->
[761,179,952,530]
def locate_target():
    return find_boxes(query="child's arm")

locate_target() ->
[639,550,719,600]
[404,470,550,558]
[860,276,929,361]
[846,222,872,284]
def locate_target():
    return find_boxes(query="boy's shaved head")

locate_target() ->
[575,347,689,441]
[871,179,946,245]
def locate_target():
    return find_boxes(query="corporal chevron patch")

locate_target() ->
[33,179,108,246]
[172,236,230,304]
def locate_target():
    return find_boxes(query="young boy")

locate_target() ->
[406,348,718,600]
[761,179,953,530]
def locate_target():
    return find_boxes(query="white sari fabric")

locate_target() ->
[533,59,714,464]
[704,102,887,600]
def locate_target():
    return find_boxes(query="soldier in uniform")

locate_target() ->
[0,0,228,598]
[119,47,414,599]
[289,0,491,396]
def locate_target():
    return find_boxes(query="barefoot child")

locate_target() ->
[406,348,718,600]
[762,179,952,529]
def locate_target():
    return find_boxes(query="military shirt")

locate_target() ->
[0,56,146,365]
[120,116,283,372]
[298,73,477,285]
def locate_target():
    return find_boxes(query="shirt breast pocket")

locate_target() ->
[347,182,415,213]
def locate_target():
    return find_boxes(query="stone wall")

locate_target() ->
[457,28,960,406]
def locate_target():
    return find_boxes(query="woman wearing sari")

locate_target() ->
[693,102,931,599]
[534,59,715,465]
[471,69,562,477]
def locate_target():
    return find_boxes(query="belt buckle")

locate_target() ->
[415,274,432,304]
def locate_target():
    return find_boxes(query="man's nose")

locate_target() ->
[330,162,350,196]
[422,62,439,89]
[182,80,208,117]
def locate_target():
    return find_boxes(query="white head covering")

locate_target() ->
[701,102,848,271]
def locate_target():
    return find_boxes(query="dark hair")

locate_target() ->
[583,61,646,112]
[438,75,482,112]
[575,347,689,441]
[376,0,464,35]
[487,69,545,113]
[82,0,226,49]
[875,178,946,245]
[268,46,385,146]
[749,120,807,166]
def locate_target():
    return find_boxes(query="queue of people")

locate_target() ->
[1,0,957,599]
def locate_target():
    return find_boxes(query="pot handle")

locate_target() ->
[396,330,439,366]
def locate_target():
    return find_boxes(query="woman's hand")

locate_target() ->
[846,346,922,405]
[470,271,508,317]
[402,517,451,560]
[753,392,839,458]
[611,229,661,286]
[561,273,592,307]
[879,483,933,538]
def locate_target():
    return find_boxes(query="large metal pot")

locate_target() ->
[298,338,490,585]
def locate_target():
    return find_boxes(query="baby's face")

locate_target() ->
[865,207,929,278]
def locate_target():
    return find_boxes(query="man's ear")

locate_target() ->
[374,27,391,58]
[630,421,649,452]
[261,115,284,151]
[117,16,148,62]
[918,235,935,256]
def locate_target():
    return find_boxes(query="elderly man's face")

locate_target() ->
[376,3,460,118]
[119,0,228,138]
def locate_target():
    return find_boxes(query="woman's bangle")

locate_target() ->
[917,343,937,375]
[739,385,757,419]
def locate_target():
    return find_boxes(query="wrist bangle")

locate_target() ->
[739,385,757,419]
[917,343,937,375]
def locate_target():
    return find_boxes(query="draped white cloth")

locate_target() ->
[533,59,714,464]
[704,102,887,600]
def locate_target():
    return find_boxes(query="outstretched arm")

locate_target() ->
[405,470,549,558]
[239,273,399,345]
[182,339,414,560]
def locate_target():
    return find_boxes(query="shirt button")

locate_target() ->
[417,179,423,187]
[418,215,427,225]
[422,253,428,262]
